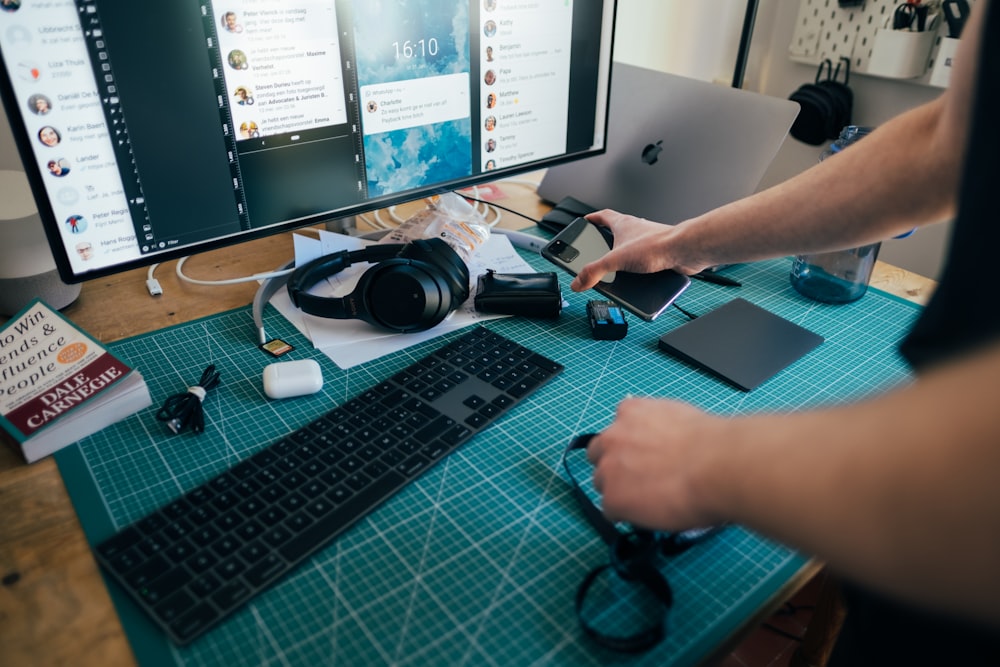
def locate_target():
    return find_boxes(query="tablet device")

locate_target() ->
[657,298,824,391]
[541,217,690,321]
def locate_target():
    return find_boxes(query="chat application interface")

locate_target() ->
[0,0,140,275]
[352,0,471,197]
[479,0,572,173]
[213,2,347,143]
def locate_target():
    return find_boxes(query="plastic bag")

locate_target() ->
[379,192,490,264]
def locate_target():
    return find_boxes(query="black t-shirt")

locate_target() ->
[900,2,1000,369]
[830,3,1000,663]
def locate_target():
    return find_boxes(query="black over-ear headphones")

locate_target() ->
[286,238,470,333]
[789,57,853,146]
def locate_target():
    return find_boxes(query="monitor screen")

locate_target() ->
[0,0,615,282]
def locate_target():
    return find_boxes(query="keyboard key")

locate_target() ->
[245,554,286,588]
[97,527,142,560]
[278,471,405,563]
[171,603,219,643]
[139,567,188,605]
[189,572,222,598]
[155,589,196,624]
[126,554,169,590]
[211,581,251,609]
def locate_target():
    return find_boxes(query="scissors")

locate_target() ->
[893,3,918,30]
[942,0,970,37]
[893,1,930,30]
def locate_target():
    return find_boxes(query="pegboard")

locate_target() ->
[789,0,975,87]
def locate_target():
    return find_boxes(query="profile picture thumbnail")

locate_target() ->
[1,0,22,13]
[47,158,70,177]
[233,86,254,105]
[56,186,79,206]
[486,93,497,109]
[484,115,496,131]
[484,69,496,86]
[228,49,249,70]
[38,125,61,147]
[484,20,496,38]
[221,11,243,33]
[239,121,260,139]
[65,214,87,234]
[17,61,42,83]
[75,241,94,261]
[28,94,52,115]
[5,24,31,46]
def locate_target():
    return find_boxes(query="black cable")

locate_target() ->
[778,601,816,615]
[456,192,543,226]
[672,301,699,320]
[759,600,814,642]
[155,364,222,434]
[762,622,804,642]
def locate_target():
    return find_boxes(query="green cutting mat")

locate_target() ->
[57,251,919,667]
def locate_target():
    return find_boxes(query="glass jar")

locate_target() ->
[790,126,879,304]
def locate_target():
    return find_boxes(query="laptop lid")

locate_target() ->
[537,62,799,225]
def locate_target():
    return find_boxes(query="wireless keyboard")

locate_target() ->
[93,327,563,645]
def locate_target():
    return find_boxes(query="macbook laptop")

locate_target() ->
[537,62,799,225]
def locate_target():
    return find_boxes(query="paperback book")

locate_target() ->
[0,299,151,463]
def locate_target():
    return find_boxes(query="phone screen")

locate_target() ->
[541,217,690,321]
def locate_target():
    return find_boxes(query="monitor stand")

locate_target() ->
[325,215,358,236]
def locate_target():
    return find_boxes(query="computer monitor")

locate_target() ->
[0,0,615,283]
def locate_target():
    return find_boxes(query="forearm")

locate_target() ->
[708,340,1000,624]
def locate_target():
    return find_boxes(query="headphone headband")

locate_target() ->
[287,244,406,319]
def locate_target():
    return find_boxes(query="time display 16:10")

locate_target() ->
[392,38,439,59]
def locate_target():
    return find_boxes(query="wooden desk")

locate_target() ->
[0,180,936,667]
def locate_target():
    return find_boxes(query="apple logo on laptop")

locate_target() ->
[641,140,664,165]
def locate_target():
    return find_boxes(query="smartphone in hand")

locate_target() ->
[541,217,690,321]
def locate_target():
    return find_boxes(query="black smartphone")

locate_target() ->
[541,217,690,321]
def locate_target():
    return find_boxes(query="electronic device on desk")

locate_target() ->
[0,2,616,284]
[537,62,800,227]
[93,327,563,645]
[542,217,690,321]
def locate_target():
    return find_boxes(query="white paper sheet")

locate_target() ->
[270,231,537,368]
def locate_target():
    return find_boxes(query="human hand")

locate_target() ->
[586,396,728,531]
[569,209,703,292]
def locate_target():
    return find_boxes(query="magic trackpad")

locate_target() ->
[657,298,824,391]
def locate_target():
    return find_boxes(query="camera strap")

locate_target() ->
[563,434,722,653]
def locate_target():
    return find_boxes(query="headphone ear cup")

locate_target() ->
[404,238,471,303]
[360,259,454,332]
[790,84,836,145]
[813,82,840,140]
[822,81,854,136]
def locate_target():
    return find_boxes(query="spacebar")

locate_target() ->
[278,471,406,563]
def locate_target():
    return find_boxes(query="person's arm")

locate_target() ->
[571,2,984,292]
[587,336,1000,627]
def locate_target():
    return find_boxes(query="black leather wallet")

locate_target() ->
[474,270,562,318]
